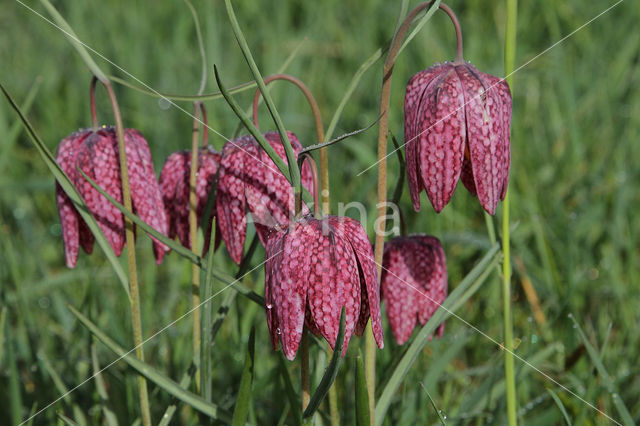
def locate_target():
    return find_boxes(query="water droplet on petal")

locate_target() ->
[276,327,282,335]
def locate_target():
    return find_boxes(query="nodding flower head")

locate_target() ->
[216,131,314,264]
[381,235,447,345]
[404,61,512,215]
[159,146,221,255]
[265,215,384,360]
[55,127,169,267]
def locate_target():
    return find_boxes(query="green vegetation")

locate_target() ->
[1,0,638,424]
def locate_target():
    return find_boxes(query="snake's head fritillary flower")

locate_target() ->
[404,62,511,215]
[265,215,384,360]
[216,131,314,264]
[381,235,447,345]
[55,126,169,267]
[159,146,221,255]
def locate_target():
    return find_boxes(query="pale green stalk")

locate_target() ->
[503,0,518,423]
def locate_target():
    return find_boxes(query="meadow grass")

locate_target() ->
[1,0,638,424]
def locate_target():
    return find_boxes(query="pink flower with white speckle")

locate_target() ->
[381,235,447,345]
[55,126,169,267]
[404,62,512,215]
[216,131,314,264]
[159,146,221,255]
[265,215,384,360]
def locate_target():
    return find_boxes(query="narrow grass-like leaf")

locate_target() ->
[568,314,634,426]
[67,304,232,422]
[419,382,446,424]
[278,355,302,426]
[547,388,573,426]
[0,83,130,300]
[231,327,256,426]
[375,245,500,424]
[355,353,371,426]
[223,0,301,194]
[397,1,442,56]
[0,76,42,171]
[91,344,118,426]
[39,0,107,82]
[158,362,198,426]
[76,167,264,305]
[108,37,304,102]
[5,315,22,426]
[303,308,346,419]
[299,115,380,156]
[56,412,79,426]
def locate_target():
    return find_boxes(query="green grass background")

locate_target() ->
[1,0,639,424]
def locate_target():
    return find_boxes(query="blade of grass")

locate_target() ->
[278,355,302,426]
[91,344,119,426]
[223,0,301,200]
[419,382,446,424]
[67,304,232,422]
[231,327,256,426]
[568,314,634,425]
[5,314,22,426]
[0,76,42,171]
[375,244,501,424]
[547,388,573,426]
[303,308,346,419]
[0,83,130,300]
[355,353,371,426]
[39,0,107,82]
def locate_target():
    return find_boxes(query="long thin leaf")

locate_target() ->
[158,362,198,426]
[0,83,130,300]
[39,0,107,82]
[67,304,232,422]
[278,355,302,426]
[303,308,346,419]
[355,353,370,426]
[547,388,573,426]
[223,0,301,194]
[375,245,501,424]
[91,344,119,426]
[419,382,446,424]
[108,36,305,102]
[231,327,256,426]
[568,314,634,426]
[76,167,264,305]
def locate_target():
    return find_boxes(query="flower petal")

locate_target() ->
[381,242,419,345]
[456,64,506,215]
[75,130,125,257]
[333,216,384,349]
[416,65,466,213]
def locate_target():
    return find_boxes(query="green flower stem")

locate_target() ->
[251,74,328,213]
[503,0,518,423]
[89,78,98,130]
[104,80,151,426]
[189,103,203,391]
[301,329,311,413]
[372,2,456,422]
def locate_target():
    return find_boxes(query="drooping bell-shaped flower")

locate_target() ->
[55,126,169,267]
[159,146,221,255]
[265,215,384,360]
[381,235,447,345]
[216,131,314,264]
[403,3,512,216]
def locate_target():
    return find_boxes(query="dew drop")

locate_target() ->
[438,410,447,420]
[266,304,273,310]
[276,327,282,335]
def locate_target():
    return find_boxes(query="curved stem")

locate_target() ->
[371,2,460,422]
[89,77,98,130]
[503,0,518,423]
[200,103,209,146]
[103,80,151,426]
[297,153,320,218]
[252,74,330,214]
[189,103,202,392]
